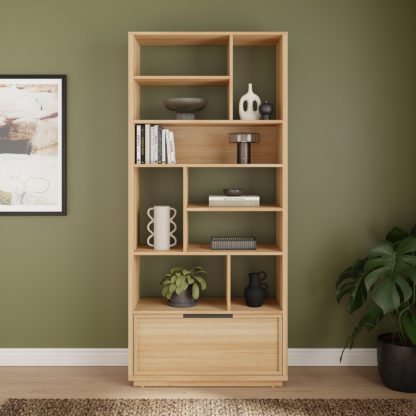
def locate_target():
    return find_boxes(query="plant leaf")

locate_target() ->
[401,313,416,346]
[364,258,391,273]
[336,261,364,287]
[368,241,394,258]
[364,266,389,290]
[386,226,408,244]
[395,275,412,302]
[340,305,383,361]
[192,283,200,300]
[370,279,400,314]
[193,275,207,290]
[162,286,169,297]
[397,236,416,255]
[401,255,416,266]
[397,262,416,284]
[335,282,356,303]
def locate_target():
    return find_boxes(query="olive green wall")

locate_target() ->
[0,0,415,348]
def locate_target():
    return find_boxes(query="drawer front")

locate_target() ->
[134,315,281,375]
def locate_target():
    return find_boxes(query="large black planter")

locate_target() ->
[377,333,416,393]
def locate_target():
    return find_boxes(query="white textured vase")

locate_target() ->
[238,83,261,120]
[147,206,177,251]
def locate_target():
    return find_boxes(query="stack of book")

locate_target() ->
[211,236,257,250]
[208,195,260,207]
[135,124,176,164]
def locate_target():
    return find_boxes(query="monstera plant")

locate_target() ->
[336,225,416,392]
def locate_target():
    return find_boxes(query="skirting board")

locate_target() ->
[0,348,377,366]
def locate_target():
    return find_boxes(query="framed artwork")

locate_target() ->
[0,75,66,215]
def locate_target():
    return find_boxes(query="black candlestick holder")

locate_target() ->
[229,133,260,164]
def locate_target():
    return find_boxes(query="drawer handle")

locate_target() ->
[183,314,233,318]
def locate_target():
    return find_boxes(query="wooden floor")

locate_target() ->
[0,367,415,401]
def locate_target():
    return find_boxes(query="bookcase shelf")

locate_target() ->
[134,75,230,86]
[133,297,282,315]
[134,244,283,256]
[186,203,282,212]
[128,31,288,387]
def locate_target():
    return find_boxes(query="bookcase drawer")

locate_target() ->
[133,315,282,375]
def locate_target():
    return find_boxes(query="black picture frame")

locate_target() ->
[0,74,67,216]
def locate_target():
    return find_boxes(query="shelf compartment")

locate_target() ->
[187,204,282,212]
[187,243,282,255]
[138,255,227,299]
[139,168,183,247]
[134,297,227,314]
[135,76,229,86]
[140,86,228,120]
[231,256,277,305]
[139,45,228,76]
[231,298,282,314]
[234,45,277,120]
[139,125,280,164]
[188,167,278,206]
[188,212,278,249]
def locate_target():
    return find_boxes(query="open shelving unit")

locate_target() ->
[128,31,288,387]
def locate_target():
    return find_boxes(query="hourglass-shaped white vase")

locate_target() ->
[238,83,261,120]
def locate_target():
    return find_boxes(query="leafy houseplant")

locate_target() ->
[161,266,207,308]
[336,225,416,392]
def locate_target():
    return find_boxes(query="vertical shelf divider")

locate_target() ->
[227,35,234,120]
[182,166,189,251]
[226,255,231,311]
[277,33,288,377]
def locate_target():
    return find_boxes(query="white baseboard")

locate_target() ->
[0,348,377,366]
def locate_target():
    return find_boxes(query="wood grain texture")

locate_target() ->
[0,367,414,399]
[133,316,281,375]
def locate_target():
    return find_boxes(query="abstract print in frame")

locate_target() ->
[0,75,66,215]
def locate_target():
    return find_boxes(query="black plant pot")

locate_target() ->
[377,333,416,393]
[168,286,196,308]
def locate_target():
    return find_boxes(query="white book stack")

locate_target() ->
[135,124,176,164]
[208,195,260,207]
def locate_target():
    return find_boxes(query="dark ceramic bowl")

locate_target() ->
[164,97,207,113]
[223,188,244,196]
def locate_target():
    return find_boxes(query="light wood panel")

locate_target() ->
[133,120,283,126]
[134,244,282,255]
[133,316,280,375]
[134,75,229,86]
[134,297,227,314]
[1,367,414,399]
[168,125,281,164]
[134,163,283,168]
[187,204,282,212]
[187,243,283,255]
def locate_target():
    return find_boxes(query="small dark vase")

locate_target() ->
[377,333,416,393]
[259,100,274,120]
[244,271,268,307]
[168,286,196,308]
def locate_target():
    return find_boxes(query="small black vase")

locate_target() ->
[259,100,274,120]
[244,271,268,307]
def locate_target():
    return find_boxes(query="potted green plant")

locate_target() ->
[161,266,207,308]
[336,225,416,392]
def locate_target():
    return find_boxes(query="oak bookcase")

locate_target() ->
[128,32,288,386]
